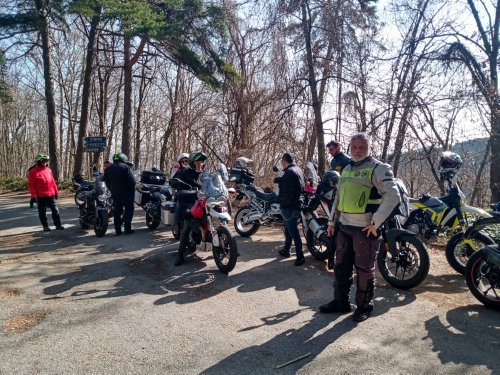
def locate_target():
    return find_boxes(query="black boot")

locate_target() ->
[174,252,184,266]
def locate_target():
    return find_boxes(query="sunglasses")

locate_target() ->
[180,159,189,164]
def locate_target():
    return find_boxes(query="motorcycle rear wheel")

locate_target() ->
[377,234,429,289]
[306,217,330,261]
[445,231,494,275]
[212,225,238,274]
[145,211,161,230]
[234,206,260,237]
[465,250,500,310]
[94,210,109,237]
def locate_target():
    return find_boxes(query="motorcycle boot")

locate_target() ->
[175,219,191,266]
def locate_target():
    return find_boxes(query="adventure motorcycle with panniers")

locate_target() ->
[134,169,173,230]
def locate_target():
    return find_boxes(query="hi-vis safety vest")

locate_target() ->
[338,162,382,214]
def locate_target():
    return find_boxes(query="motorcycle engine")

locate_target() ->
[269,203,281,215]
[404,211,437,242]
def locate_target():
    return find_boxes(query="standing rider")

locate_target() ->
[103,152,136,235]
[320,133,400,322]
[28,153,64,232]
[276,152,306,266]
[326,140,351,173]
[172,151,207,266]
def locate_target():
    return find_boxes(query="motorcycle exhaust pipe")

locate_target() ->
[308,219,332,246]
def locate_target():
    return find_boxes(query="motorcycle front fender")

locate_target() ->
[462,205,493,218]
[211,211,231,222]
[385,228,419,256]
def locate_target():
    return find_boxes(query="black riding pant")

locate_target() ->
[333,224,380,309]
[37,196,61,227]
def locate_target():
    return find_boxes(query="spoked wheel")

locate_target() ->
[377,234,430,289]
[94,210,109,237]
[306,217,331,261]
[212,225,238,274]
[465,249,500,310]
[145,210,161,230]
[234,206,260,237]
[445,231,494,275]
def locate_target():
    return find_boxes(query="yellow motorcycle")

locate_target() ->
[402,152,492,274]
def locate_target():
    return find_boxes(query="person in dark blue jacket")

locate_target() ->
[276,153,306,266]
[103,152,136,235]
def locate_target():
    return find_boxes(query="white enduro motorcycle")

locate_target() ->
[172,164,238,274]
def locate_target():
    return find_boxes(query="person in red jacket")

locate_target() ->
[28,153,64,232]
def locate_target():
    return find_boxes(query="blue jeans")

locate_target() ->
[281,207,303,258]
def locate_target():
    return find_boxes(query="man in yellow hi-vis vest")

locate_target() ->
[319,133,401,322]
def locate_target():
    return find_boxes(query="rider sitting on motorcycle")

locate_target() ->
[172,151,207,266]
[170,152,190,227]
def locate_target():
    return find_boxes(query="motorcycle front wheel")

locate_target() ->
[465,249,500,310]
[234,206,260,237]
[94,210,109,237]
[445,231,494,275]
[377,234,430,289]
[306,217,330,261]
[145,210,161,230]
[212,225,238,274]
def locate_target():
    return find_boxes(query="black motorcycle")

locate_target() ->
[466,244,500,310]
[73,174,113,237]
[135,169,172,230]
[458,203,500,309]
[377,180,430,289]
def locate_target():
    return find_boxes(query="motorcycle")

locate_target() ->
[134,169,172,230]
[172,164,238,274]
[299,162,337,262]
[73,173,113,237]
[466,244,500,309]
[445,204,497,274]
[377,179,430,289]
[403,177,492,243]
[231,165,283,237]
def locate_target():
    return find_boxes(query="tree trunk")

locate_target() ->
[73,13,101,176]
[301,0,325,175]
[35,0,59,181]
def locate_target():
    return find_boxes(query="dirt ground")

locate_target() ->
[0,191,499,374]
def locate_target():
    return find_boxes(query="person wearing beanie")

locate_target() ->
[276,152,306,266]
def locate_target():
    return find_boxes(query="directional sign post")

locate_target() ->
[83,136,107,153]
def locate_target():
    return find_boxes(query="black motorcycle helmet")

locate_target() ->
[439,151,462,180]
[322,170,341,188]
[113,152,128,163]
[188,151,207,169]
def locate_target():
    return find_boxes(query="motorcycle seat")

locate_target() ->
[253,188,279,202]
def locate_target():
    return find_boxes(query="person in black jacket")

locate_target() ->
[103,152,136,235]
[172,151,207,266]
[277,153,306,266]
[326,140,351,173]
